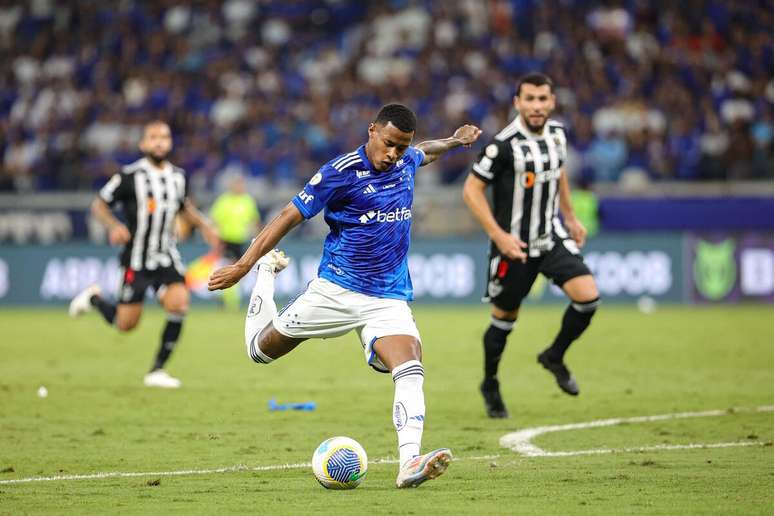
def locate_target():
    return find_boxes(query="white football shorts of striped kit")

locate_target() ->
[271,277,421,373]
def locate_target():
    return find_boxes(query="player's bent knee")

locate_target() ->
[408,338,422,360]
[563,274,599,302]
[167,303,189,315]
[115,319,138,332]
[246,334,275,365]
[571,297,600,314]
[163,296,189,314]
[493,306,519,321]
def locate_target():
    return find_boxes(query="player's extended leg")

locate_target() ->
[373,335,452,488]
[480,304,518,418]
[114,303,143,332]
[70,268,145,332]
[69,284,132,328]
[244,250,305,364]
[480,256,538,419]
[538,274,600,396]
[143,282,189,388]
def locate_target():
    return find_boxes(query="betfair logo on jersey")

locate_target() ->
[359,207,412,224]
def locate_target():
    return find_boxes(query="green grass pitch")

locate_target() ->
[1,305,772,514]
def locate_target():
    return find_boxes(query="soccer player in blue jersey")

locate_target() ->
[208,104,481,488]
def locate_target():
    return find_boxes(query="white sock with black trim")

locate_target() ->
[391,360,425,467]
[244,264,277,364]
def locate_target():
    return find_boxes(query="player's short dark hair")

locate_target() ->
[374,104,416,133]
[516,73,554,96]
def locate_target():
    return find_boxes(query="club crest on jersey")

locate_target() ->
[356,170,370,178]
[520,171,536,188]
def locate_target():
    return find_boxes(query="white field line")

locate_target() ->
[534,441,765,457]
[4,405,772,485]
[0,455,501,486]
[500,405,774,457]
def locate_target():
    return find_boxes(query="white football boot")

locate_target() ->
[256,249,290,276]
[143,369,182,389]
[396,448,453,488]
[69,284,102,318]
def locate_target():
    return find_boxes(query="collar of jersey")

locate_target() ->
[141,157,172,174]
[357,144,396,174]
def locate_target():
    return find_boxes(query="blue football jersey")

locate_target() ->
[291,144,425,301]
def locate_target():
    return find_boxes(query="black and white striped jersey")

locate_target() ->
[471,115,569,257]
[99,157,188,273]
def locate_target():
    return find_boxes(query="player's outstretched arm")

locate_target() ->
[181,199,220,248]
[462,174,527,263]
[416,124,482,165]
[91,197,130,246]
[558,168,587,247]
[208,202,304,291]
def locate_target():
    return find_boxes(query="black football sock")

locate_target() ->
[545,298,600,362]
[151,313,184,371]
[90,295,116,325]
[483,316,515,382]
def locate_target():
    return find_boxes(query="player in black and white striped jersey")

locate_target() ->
[463,73,600,417]
[69,121,219,388]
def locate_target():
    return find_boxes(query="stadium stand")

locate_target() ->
[1,0,772,196]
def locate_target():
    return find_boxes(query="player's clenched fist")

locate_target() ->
[493,231,528,263]
[453,125,482,147]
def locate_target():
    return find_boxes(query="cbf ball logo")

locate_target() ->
[519,171,536,188]
[694,239,736,301]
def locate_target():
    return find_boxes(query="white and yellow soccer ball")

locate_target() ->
[312,436,368,489]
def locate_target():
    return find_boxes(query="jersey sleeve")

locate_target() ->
[407,146,426,168]
[291,165,346,219]
[471,140,510,184]
[98,172,131,206]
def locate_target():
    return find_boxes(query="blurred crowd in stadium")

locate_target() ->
[1,0,772,194]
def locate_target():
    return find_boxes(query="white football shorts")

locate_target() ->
[272,277,421,373]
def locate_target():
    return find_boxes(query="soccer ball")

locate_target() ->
[312,436,368,489]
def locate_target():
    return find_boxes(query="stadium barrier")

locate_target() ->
[1,233,771,305]
[3,183,774,244]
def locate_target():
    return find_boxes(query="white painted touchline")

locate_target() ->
[529,441,765,457]
[3,405,771,485]
[0,455,502,486]
[500,405,774,457]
